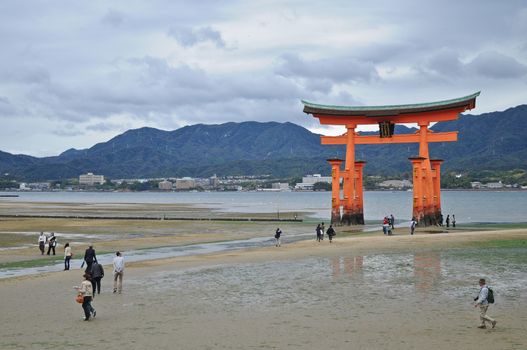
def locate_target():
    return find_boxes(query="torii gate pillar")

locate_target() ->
[327,158,343,224]
[430,159,444,223]
[409,157,426,224]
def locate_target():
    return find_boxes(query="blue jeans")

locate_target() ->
[82,296,94,319]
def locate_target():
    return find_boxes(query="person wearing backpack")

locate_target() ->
[474,278,497,329]
[274,228,282,247]
[326,225,336,243]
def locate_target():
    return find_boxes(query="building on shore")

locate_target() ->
[295,174,332,190]
[209,174,219,188]
[158,180,173,190]
[378,179,412,189]
[175,177,195,190]
[79,172,104,186]
[272,182,290,191]
[19,182,51,191]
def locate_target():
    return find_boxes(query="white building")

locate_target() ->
[378,180,412,189]
[272,182,290,190]
[79,172,105,186]
[486,181,503,189]
[295,174,332,190]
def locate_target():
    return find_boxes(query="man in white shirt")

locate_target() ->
[38,232,46,255]
[113,251,125,294]
[474,278,497,329]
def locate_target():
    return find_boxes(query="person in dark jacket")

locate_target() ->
[47,232,57,255]
[274,228,282,247]
[83,245,97,272]
[326,225,336,243]
[90,261,104,295]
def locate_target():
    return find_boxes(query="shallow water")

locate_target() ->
[133,247,527,313]
[2,190,527,223]
[0,232,313,279]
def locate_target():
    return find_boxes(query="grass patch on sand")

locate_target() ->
[467,238,527,249]
[0,256,64,270]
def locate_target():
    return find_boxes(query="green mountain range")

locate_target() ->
[1,104,526,181]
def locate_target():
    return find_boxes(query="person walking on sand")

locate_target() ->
[316,224,322,242]
[474,278,497,329]
[274,228,282,247]
[75,273,96,321]
[452,214,456,228]
[446,215,450,228]
[410,217,417,235]
[90,261,104,296]
[47,232,57,255]
[83,245,97,272]
[64,243,72,270]
[38,232,46,255]
[326,225,336,243]
[390,214,395,230]
[320,222,325,240]
[382,217,389,235]
[113,251,125,294]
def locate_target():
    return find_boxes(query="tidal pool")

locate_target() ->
[132,246,527,314]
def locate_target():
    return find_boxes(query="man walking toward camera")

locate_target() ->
[113,251,125,294]
[474,278,497,329]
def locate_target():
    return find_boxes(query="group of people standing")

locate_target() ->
[36,232,125,321]
[75,247,126,321]
[273,222,337,248]
[37,231,58,255]
[438,213,456,227]
[316,222,336,243]
[382,214,395,235]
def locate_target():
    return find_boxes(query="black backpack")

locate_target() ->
[487,287,494,304]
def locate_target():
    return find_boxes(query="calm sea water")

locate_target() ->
[1,190,526,224]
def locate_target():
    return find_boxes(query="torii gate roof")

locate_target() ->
[302,92,480,117]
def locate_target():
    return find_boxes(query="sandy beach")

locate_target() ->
[1,225,526,350]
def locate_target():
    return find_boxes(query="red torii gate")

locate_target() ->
[302,92,480,226]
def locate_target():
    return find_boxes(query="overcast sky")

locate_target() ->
[1,0,526,157]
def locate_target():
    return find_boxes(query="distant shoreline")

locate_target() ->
[1,188,526,193]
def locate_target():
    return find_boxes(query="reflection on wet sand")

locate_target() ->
[332,256,363,279]
[414,251,441,293]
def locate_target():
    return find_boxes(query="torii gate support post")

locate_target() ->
[354,161,366,225]
[341,125,357,225]
[327,158,343,225]
[409,157,426,224]
[418,123,438,225]
[430,159,444,223]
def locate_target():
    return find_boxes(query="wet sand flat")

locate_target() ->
[0,229,526,350]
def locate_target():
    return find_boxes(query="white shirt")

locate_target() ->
[79,280,93,297]
[113,256,125,273]
[38,235,46,243]
[476,285,489,305]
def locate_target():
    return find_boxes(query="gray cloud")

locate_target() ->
[426,49,463,76]
[276,53,379,84]
[0,0,526,156]
[466,51,527,79]
[52,126,84,137]
[86,122,129,132]
[101,9,125,27]
[167,26,225,48]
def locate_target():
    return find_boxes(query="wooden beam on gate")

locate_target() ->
[321,131,458,145]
